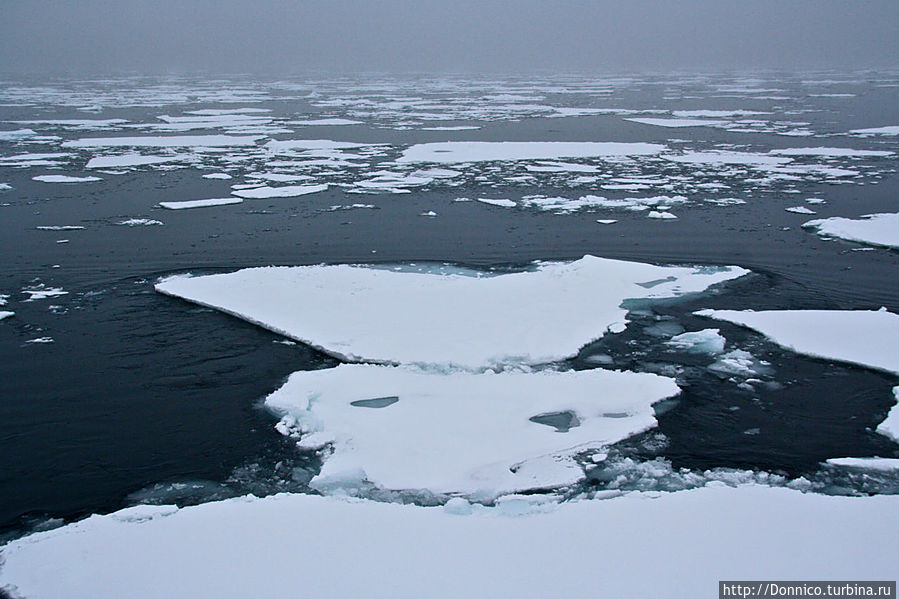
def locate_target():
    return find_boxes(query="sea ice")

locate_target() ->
[647,210,677,220]
[802,213,899,250]
[86,154,185,168]
[477,198,516,208]
[36,225,85,231]
[290,118,363,126]
[158,198,244,210]
[32,175,102,183]
[156,255,748,369]
[396,142,666,163]
[666,151,792,167]
[785,206,816,214]
[768,147,892,157]
[625,117,730,128]
[266,364,679,496]
[877,387,899,443]
[849,126,899,136]
[696,309,899,375]
[62,135,264,148]
[667,329,726,354]
[0,486,894,599]
[231,184,328,199]
[0,311,13,321]
[201,172,233,179]
[116,219,163,226]
[825,458,899,471]
[0,128,36,140]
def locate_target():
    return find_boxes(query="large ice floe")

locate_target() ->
[1,486,895,599]
[156,255,748,368]
[396,141,665,163]
[267,364,678,497]
[802,212,899,250]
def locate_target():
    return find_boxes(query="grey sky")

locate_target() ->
[1,0,897,75]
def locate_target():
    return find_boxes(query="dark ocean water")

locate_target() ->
[0,72,897,536]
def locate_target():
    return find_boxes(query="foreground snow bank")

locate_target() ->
[266,364,678,497]
[1,486,895,599]
[156,255,748,369]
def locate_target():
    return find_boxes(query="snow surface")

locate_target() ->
[1,486,895,599]
[266,364,678,496]
[396,142,666,163]
[158,198,243,210]
[32,175,102,183]
[231,184,327,199]
[62,135,263,148]
[696,309,899,376]
[156,256,749,369]
[802,213,899,250]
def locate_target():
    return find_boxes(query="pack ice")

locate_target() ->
[156,255,748,368]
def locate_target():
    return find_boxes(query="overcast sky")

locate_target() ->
[1,0,897,75]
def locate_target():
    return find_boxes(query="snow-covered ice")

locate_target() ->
[802,213,899,250]
[231,184,328,199]
[769,147,893,157]
[396,142,666,163]
[290,118,363,126]
[36,225,84,231]
[825,458,899,471]
[849,126,899,136]
[266,364,678,496]
[0,311,13,321]
[201,172,232,179]
[785,206,816,214]
[647,210,677,220]
[477,198,516,208]
[158,198,243,210]
[62,135,264,148]
[32,175,102,183]
[877,387,899,443]
[86,154,185,168]
[667,329,726,354]
[0,486,895,599]
[116,219,163,226]
[626,117,729,128]
[156,256,749,369]
[696,309,899,376]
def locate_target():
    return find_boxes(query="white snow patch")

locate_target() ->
[802,213,899,250]
[596,219,617,224]
[647,210,677,220]
[155,255,748,369]
[0,311,13,321]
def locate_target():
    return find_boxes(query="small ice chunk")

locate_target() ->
[785,206,816,214]
[477,198,516,208]
[769,147,892,157]
[825,457,899,471]
[626,117,729,128]
[63,135,264,148]
[849,126,899,136]
[876,387,899,443]
[36,225,84,231]
[231,184,327,199]
[667,329,726,354]
[86,154,185,168]
[647,211,677,220]
[596,219,617,224]
[397,142,666,163]
[26,336,54,344]
[202,172,233,179]
[0,311,14,321]
[32,175,102,183]
[290,118,363,126]
[708,350,764,377]
[420,210,438,217]
[117,218,163,226]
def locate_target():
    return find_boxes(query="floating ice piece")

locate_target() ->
[877,387,899,443]
[705,198,746,206]
[247,173,313,183]
[267,364,678,496]
[769,147,892,157]
[525,161,599,173]
[231,184,328,199]
[0,183,11,190]
[420,210,437,217]
[785,206,816,214]
[647,211,677,220]
[185,108,271,116]
[0,128,36,140]
[396,142,666,163]
[849,126,899,136]
[264,139,372,152]
[708,349,766,377]
[25,337,54,344]
[0,486,895,599]
[596,219,617,224]
[86,154,185,168]
[62,135,263,148]
[117,219,163,226]
[802,213,899,250]
[806,198,827,205]
[36,225,84,231]
[201,172,232,179]
[32,175,102,183]
[420,125,481,131]
[12,119,127,129]
[626,118,730,128]
[0,311,13,321]
[696,309,899,375]
[22,285,68,301]
[825,457,899,471]
[159,198,243,210]
[290,118,363,126]
[156,255,748,369]
[477,198,516,208]
[673,110,769,118]
[667,329,726,354]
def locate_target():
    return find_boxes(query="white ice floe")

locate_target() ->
[768,147,893,157]
[0,486,895,599]
[0,183,11,191]
[32,175,102,183]
[625,117,729,128]
[849,126,899,136]
[86,154,185,168]
[36,225,84,231]
[667,329,726,354]
[62,135,264,148]
[877,387,899,443]
[185,108,271,116]
[11,119,127,130]
[156,255,748,369]
[0,311,13,321]
[666,151,792,167]
[708,349,768,378]
[524,161,599,173]
[477,198,516,208]
[158,198,244,210]
[290,118,363,126]
[696,309,899,376]
[647,210,677,220]
[0,128,36,140]
[705,198,746,206]
[806,198,827,204]
[420,210,437,217]
[825,458,899,471]
[396,142,666,163]
[264,139,372,152]
[116,219,163,226]
[22,285,68,301]
[785,206,816,214]
[420,125,481,131]
[231,184,328,199]
[201,172,232,179]
[25,337,54,344]
[802,213,899,250]
[267,364,678,496]
[673,110,769,118]
[596,219,617,224]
